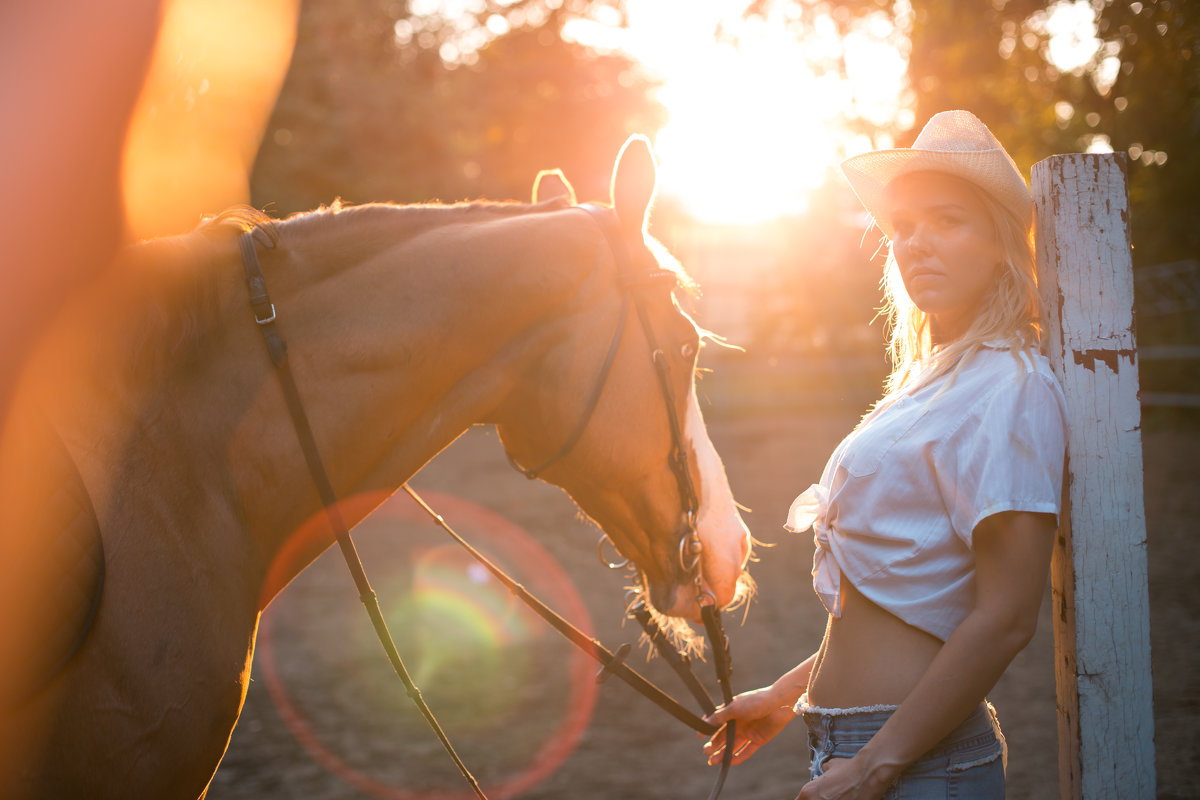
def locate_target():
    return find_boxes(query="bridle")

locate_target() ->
[237,203,736,799]
[529,205,736,797]
[506,204,708,599]
[506,205,735,795]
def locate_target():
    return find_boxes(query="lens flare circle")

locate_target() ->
[377,543,534,723]
[259,489,597,799]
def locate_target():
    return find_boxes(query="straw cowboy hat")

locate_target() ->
[840,110,1032,238]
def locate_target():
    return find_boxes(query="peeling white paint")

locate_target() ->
[1033,152,1155,800]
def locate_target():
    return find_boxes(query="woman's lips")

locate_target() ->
[905,267,942,282]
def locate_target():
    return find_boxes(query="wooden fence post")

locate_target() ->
[1032,153,1156,799]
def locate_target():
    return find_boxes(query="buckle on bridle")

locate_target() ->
[253,303,277,325]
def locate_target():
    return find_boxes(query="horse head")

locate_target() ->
[497,137,752,623]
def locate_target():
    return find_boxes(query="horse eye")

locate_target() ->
[680,342,697,360]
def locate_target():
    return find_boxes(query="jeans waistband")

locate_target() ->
[801,697,999,753]
[794,692,900,717]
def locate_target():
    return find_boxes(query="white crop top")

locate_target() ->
[786,345,1067,641]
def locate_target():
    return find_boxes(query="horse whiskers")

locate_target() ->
[622,574,758,662]
[622,583,708,660]
[647,603,708,661]
[726,571,759,626]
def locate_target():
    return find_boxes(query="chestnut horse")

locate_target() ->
[0,137,751,798]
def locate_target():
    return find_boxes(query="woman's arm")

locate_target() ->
[799,510,1056,800]
[702,651,819,766]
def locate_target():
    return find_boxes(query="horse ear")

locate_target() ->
[610,134,657,237]
[533,169,577,205]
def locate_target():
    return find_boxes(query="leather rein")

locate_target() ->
[237,203,735,799]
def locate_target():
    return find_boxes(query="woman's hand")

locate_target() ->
[795,755,896,800]
[701,685,797,767]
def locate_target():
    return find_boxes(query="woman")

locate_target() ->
[702,110,1067,799]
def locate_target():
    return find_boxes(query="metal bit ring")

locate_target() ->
[597,534,630,570]
[679,534,702,573]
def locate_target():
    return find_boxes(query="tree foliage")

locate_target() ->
[251,0,663,214]
[253,0,1197,271]
[902,0,1197,270]
[799,1,1195,269]
[1077,1,1199,268]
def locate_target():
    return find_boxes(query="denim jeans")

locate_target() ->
[800,698,1007,799]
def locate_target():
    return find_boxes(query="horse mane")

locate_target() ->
[277,198,695,292]
[120,196,694,383]
[275,196,568,246]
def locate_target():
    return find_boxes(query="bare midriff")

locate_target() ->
[806,580,945,708]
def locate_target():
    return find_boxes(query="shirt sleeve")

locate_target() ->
[937,366,1068,547]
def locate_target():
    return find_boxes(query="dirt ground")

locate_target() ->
[207,401,1199,800]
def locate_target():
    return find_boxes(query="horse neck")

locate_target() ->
[240,203,601,605]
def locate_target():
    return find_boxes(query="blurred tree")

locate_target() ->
[437,10,665,204]
[903,0,1198,272]
[1070,1,1199,269]
[742,0,1198,271]
[251,0,662,213]
[902,0,1068,166]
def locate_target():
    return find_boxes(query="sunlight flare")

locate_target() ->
[567,1,908,224]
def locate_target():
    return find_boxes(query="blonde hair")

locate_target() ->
[880,181,1043,395]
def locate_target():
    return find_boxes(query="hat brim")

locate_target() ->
[841,148,1032,239]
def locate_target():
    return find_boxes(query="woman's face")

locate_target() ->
[884,171,1003,344]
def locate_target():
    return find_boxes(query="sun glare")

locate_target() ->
[651,33,836,225]
[566,1,907,224]
[1039,0,1101,74]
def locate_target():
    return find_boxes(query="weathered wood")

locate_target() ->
[1033,153,1156,799]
